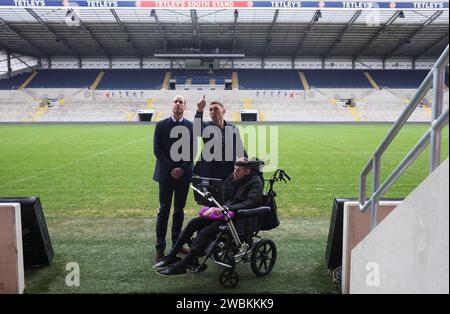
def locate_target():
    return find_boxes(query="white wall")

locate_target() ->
[324,58,353,69]
[294,57,323,69]
[385,57,414,70]
[81,57,110,69]
[111,57,140,69]
[264,58,292,69]
[414,59,436,70]
[218,59,234,69]
[354,58,383,70]
[50,57,79,69]
[233,58,263,69]
[31,56,440,70]
[350,158,449,294]
[171,59,186,69]
[143,58,171,69]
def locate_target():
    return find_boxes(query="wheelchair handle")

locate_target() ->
[190,184,243,248]
[190,184,221,208]
[190,184,232,217]
[283,171,291,181]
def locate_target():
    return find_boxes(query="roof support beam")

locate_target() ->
[323,10,361,56]
[354,10,402,58]
[0,42,37,72]
[414,33,449,59]
[6,52,12,78]
[151,9,167,52]
[384,11,443,59]
[69,9,111,57]
[110,9,142,57]
[0,42,39,58]
[0,16,49,57]
[292,10,321,60]
[232,9,239,52]
[262,9,279,60]
[26,8,80,57]
[190,9,201,49]
[0,45,9,54]
[10,52,36,72]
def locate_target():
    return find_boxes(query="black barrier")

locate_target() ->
[0,197,54,268]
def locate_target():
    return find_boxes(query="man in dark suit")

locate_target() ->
[193,97,247,181]
[153,95,194,263]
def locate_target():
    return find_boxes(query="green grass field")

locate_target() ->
[0,123,448,293]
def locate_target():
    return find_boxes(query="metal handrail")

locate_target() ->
[359,45,449,230]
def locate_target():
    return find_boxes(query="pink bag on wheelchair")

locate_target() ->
[198,207,235,220]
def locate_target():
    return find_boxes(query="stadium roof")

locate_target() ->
[0,1,448,59]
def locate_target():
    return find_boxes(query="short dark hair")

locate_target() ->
[235,157,265,172]
[235,157,252,169]
[209,100,224,108]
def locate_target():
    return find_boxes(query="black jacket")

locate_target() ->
[222,173,263,212]
[193,110,247,181]
[153,117,194,183]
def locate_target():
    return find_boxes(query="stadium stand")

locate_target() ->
[26,69,99,89]
[0,72,33,90]
[1,88,446,123]
[171,70,232,86]
[0,68,448,123]
[368,70,429,89]
[238,70,302,90]
[97,69,166,90]
[303,70,372,89]
[0,69,441,90]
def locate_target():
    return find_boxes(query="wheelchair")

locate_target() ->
[189,168,290,288]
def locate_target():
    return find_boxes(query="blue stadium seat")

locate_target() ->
[369,70,429,89]
[303,70,371,88]
[238,70,302,90]
[171,69,232,85]
[27,69,99,88]
[213,70,232,85]
[0,72,32,90]
[97,69,166,89]
[1,69,438,90]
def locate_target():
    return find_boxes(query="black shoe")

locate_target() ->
[153,256,182,269]
[157,263,187,276]
[155,250,164,263]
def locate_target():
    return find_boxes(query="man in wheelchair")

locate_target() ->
[154,157,263,276]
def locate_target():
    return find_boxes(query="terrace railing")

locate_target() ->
[359,45,449,229]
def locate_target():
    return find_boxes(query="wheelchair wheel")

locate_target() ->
[219,269,239,288]
[250,239,277,276]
